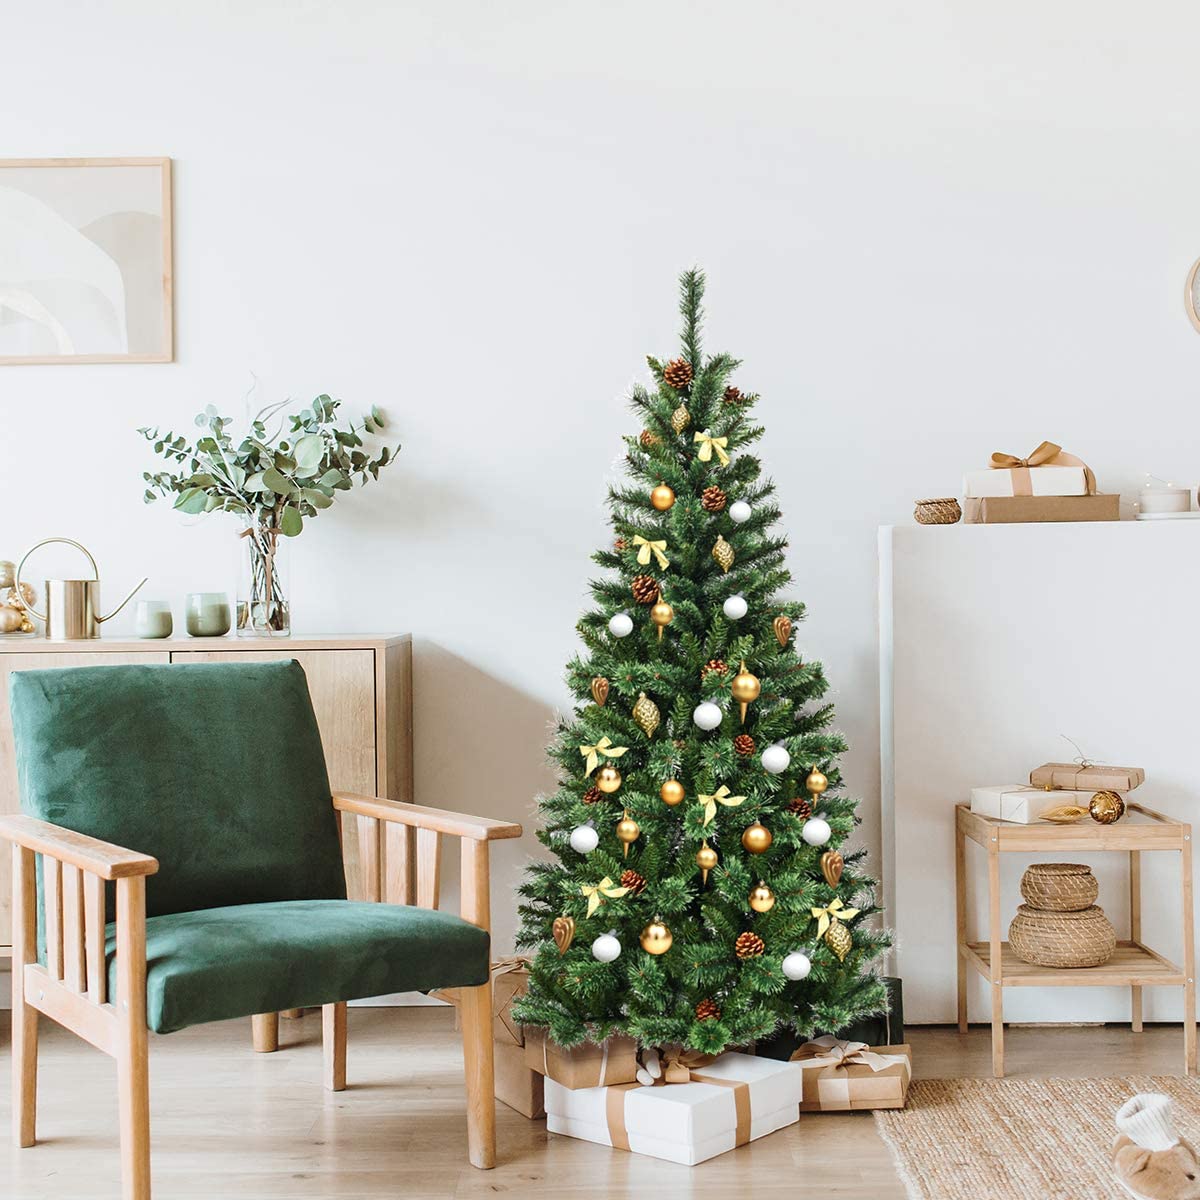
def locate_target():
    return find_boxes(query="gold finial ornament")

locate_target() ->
[806,768,828,796]
[712,535,735,573]
[616,810,641,857]
[660,779,685,807]
[640,917,673,955]
[650,483,676,511]
[633,692,661,738]
[696,841,718,884]
[731,661,761,724]
[650,597,674,641]
[741,821,773,854]
[595,764,623,794]
[590,677,609,707]
[671,403,691,434]
[773,614,792,648]
[552,915,576,954]
[749,882,776,913]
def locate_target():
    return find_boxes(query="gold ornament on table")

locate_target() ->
[552,915,576,954]
[749,882,776,913]
[731,661,761,723]
[640,917,673,955]
[590,676,610,707]
[741,821,773,854]
[712,535,735,573]
[1089,790,1126,825]
[806,767,828,796]
[632,534,670,569]
[595,765,623,794]
[660,779,685,807]
[820,849,844,887]
[633,692,661,737]
[1039,804,1089,824]
[579,736,628,776]
[580,875,631,918]
[735,931,765,959]
[693,431,731,466]
[650,482,676,511]
[824,918,853,963]
[773,614,792,648]
[0,606,23,635]
[699,784,746,826]
[616,810,641,858]
[671,403,692,434]
[696,841,718,884]
[649,597,674,641]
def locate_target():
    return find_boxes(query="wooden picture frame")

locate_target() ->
[0,157,173,364]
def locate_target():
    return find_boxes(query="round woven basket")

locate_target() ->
[1020,863,1098,912]
[914,497,962,525]
[1009,904,1116,968]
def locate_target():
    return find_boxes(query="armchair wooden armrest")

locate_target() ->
[0,814,159,879]
[331,792,523,842]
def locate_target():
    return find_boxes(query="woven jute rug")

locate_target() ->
[875,1076,1200,1200]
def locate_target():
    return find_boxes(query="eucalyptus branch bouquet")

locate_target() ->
[139,394,398,634]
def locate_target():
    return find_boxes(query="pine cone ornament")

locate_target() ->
[639,429,661,449]
[723,385,743,405]
[695,998,721,1021]
[663,357,694,391]
[614,536,628,552]
[734,733,756,756]
[671,403,691,434]
[735,932,765,959]
[701,485,727,513]
[631,574,660,605]
[620,869,647,895]
[701,658,729,679]
[582,785,602,805]
[788,796,813,820]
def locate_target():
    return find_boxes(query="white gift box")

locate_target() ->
[544,1051,803,1166]
[963,465,1088,498]
[970,784,1088,824]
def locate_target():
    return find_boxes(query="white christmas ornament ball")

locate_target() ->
[761,743,791,774]
[722,594,748,621]
[782,951,812,981]
[729,501,752,524]
[802,817,832,847]
[591,932,622,962]
[569,824,599,854]
[608,612,634,638]
[693,701,724,731]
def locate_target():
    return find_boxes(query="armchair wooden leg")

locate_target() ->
[459,982,495,1169]
[116,877,151,1200]
[251,1013,280,1053]
[322,1002,347,1091]
[12,845,38,1148]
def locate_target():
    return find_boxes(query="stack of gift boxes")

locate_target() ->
[971,761,1146,824]
[962,441,1119,524]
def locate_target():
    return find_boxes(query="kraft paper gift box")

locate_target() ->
[544,1051,804,1166]
[430,956,532,1042]
[496,1040,545,1119]
[524,1027,640,1090]
[1030,762,1145,793]
[791,1038,911,1112]
[962,495,1119,524]
[970,784,1085,824]
[963,441,1096,499]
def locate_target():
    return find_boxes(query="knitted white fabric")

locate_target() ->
[1116,1093,1180,1152]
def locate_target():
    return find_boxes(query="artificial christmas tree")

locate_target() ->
[513,269,889,1059]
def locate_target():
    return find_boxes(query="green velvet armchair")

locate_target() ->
[1,660,521,1200]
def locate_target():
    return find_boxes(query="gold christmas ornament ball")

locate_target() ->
[824,918,853,963]
[1089,790,1126,825]
[595,764,623,794]
[696,841,718,883]
[741,821,774,854]
[806,768,829,796]
[650,483,676,511]
[0,606,23,635]
[640,918,673,955]
[616,810,641,857]
[660,779,686,807]
[748,882,776,913]
[731,661,761,724]
[633,692,661,737]
[649,598,674,641]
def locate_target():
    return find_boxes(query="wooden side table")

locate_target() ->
[955,802,1196,1077]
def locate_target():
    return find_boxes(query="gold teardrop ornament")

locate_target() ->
[731,661,761,724]
[616,810,641,858]
[590,677,609,707]
[552,915,576,954]
[773,615,792,648]
[820,849,844,887]
[712,535,735,573]
[633,692,661,738]
[696,841,718,884]
[824,918,853,963]
[671,404,691,434]
[1038,804,1089,824]
[649,598,674,641]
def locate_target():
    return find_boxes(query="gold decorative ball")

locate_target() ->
[0,605,23,635]
[0,561,13,589]
[595,765,623,794]
[640,918,673,955]
[731,664,761,704]
[660,779,685,807]
[1089,790,1126,825]
[649,599,674,641]
[806,768,828,796]
[616,811,641,857]
[651,483,676,511]
[748,882,776,913]
[741,821,773,854]
[696,842,719,872]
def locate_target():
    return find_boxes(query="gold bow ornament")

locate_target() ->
[579,736,628,776]
[811,897,860,937]
[693,431,730,466]
[581,875,631,918]
[699,784,746,827]
[986,440,1097,496]
[632,535,670,570]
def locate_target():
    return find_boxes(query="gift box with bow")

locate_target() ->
[963,441,1096,499]
[791,1036,911,1112]
[970,784,1086,824]
[1029,762,1145,793]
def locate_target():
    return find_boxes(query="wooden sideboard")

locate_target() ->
[0,634,412,955]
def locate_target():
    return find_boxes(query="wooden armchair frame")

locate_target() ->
[2,791,522,1200]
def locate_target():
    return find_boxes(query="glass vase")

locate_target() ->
[237,520,291,638]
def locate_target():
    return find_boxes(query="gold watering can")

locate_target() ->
[16,538,147,641]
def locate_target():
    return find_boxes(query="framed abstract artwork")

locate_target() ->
[0,157,173,364]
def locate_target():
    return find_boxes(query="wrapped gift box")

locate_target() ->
[545,1051,803,1165]
[970,785,1086,824]
[791,1038,911,1112]
[497,1040,545,1119]
[964,465,1088,499]
[1030,762,1145,793]
[962,495,1119,524]
[524,1027,640,1090]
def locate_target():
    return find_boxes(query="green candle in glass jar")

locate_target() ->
[185,592,231,637]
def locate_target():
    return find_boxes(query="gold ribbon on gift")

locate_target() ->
[698,784,746,827]
[603,1065,752,1152]
[491,955,532,977]
[789,1035,896,1073]
[811,897,860,938]
[693,431,730,466]
[579,736,628,776]
[632,535,670,569]
[581,875,631,918]
[659,1046,718,1084]
[989,441,1097,496]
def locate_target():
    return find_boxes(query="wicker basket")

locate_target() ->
[1009,904,1116,968]
[1020,863,1098,912]
[913,497,962,525]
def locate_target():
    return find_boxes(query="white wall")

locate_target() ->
[5,1,1200,959]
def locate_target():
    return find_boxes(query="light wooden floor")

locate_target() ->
[0,1008,1190,1199]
